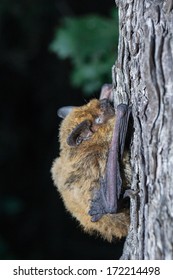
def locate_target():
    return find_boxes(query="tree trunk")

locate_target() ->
[113,0,173,259]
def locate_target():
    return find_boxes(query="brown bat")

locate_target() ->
[51,85,131,242]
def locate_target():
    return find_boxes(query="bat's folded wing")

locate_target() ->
[89,104,131,222]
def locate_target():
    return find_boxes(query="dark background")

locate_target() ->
[0,0,125,259]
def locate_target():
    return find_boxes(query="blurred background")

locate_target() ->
[0,0,125,259]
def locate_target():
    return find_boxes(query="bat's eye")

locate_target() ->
[76,136,82,145]
[95,116,103,124]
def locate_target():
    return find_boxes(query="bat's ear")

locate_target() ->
[99,84,113,101]
[67,120,93,147]
[57,106,75,119]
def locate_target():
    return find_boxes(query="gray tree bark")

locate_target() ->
[113,0,173,259]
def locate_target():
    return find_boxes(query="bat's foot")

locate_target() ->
[88,177,116,222]
[88,182,105,222]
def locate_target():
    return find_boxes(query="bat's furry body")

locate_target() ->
[51,99,131,242]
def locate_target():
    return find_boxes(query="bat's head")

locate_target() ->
[58,99,115,154]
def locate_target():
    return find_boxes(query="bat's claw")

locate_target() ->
[123,189,139,199]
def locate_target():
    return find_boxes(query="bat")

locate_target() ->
[51,85,131,242]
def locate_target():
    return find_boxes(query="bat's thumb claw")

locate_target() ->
[123,189,139,199]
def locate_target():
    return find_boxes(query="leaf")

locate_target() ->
[50,9,119,95]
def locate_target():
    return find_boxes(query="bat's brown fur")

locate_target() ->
[51,99,131,242]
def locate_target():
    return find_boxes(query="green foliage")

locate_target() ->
[50,10,119,95]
